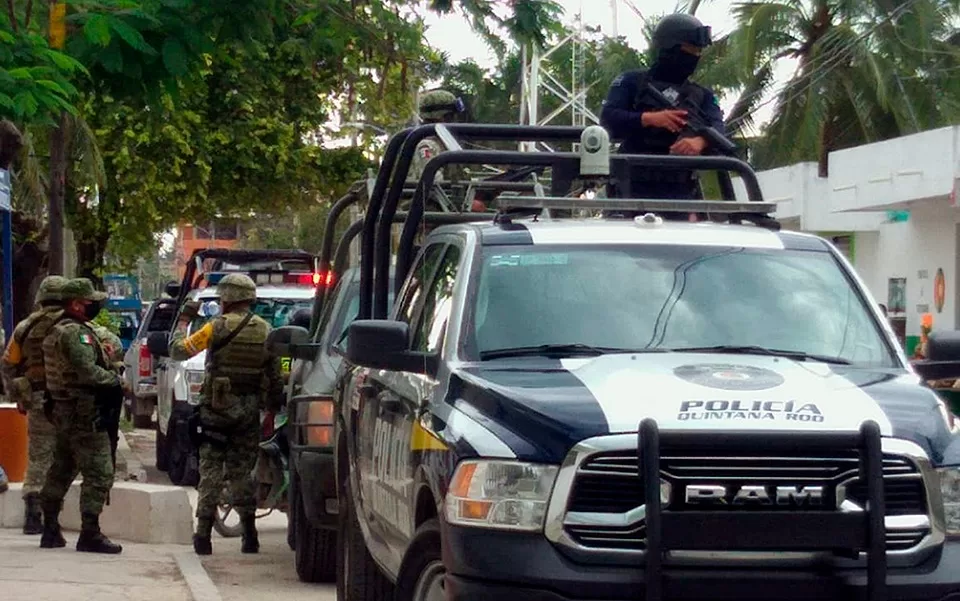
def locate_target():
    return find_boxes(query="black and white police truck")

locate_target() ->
[270,122,960,601]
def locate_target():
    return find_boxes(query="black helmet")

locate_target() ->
[652,13,712,52]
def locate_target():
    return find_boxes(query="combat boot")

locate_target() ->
[193,517,213,556]
[22,493,42,535]
[240,514,259,554]
[39,504,65,548]
[76,512,122,554]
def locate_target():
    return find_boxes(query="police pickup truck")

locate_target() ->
[271,123,960,601]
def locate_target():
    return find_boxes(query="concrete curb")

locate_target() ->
[175,552,223,601]
[1,481,194,544]
[118,429,147,482]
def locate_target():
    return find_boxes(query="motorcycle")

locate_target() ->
[213,408,290,537]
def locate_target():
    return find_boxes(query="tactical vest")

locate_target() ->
[205,311,271,393]
[43,317,111,424]
[16,307,63,390]
[630,71,706,154]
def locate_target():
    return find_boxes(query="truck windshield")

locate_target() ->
[470,244,896,367]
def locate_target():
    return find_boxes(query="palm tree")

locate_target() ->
[724,0,960,173]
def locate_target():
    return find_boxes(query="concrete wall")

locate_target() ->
[733,125,960,351]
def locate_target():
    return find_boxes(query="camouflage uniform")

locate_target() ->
[168,273,283,555]
[39,278,124,554]
[1,275,68,535]
[410,89,467,188]
[91,325,124,364]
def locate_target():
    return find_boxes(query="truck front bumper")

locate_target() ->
[443,524,960,601]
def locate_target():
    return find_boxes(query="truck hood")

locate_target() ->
[449,352,960,465]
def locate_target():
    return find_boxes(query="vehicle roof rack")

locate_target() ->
[360,123,767,321]
[492,195,781,230]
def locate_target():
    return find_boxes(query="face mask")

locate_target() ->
[653,46,701,83]
[83,300,103,321]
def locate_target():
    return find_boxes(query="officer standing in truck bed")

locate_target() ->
[600,13,724,203]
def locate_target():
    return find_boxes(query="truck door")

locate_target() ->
[354,242,448,571]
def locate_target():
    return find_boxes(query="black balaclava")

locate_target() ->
[650,46,701,84]
[83,300,103,320]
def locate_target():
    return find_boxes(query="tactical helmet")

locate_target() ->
[61,278,108,302]
[651,13,712,52]
[217,273,257,304]
[419,89,464,121]
[35,275,70,304]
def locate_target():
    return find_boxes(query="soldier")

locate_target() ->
[168,273,284,556]
[600,13,722,210]
[39,278,125,554]
[1,275,68,535]
[410,89,466,185]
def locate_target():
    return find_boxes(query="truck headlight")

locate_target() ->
[445,460,558,532]
[186,370,204,405]
[939,467,960,535]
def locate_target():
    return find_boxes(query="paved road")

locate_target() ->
[124,425,337,601]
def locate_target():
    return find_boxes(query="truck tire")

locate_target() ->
[134,413,153,429]
[337,472,394,601]
[395,518,443,601]
[294,469,336,582]
[287,467,298,551]
[156,421,169,472]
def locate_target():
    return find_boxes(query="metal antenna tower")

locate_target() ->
[518,0,600,151]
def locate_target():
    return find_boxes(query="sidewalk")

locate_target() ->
[0,529,195,601]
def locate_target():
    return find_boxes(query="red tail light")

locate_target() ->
[284,272,334,287]
[138,340,151,377]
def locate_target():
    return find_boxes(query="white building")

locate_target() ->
[734,125,960,356]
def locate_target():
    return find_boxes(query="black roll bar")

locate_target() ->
[358,128,413,321]
[363,124,587,320]
[385,149,765,313]
[365,123,765,318]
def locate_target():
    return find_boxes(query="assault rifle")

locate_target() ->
[644,82,738,156]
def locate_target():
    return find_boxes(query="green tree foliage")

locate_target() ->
[725,0,960,171]
[0,7,85,124]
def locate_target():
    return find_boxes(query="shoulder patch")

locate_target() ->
[79,332,94,345]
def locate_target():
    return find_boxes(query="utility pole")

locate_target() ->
[47,1,67,274]
[0,120,23,338]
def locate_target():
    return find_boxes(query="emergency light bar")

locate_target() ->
[494,196,778,215]
[205,270,335,288]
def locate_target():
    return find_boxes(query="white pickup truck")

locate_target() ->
[153,281,315,485]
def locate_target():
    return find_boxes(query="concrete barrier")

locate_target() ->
[0,481,194,544]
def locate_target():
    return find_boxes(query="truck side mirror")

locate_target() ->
[267,326,316,361]
[346,320,438,376]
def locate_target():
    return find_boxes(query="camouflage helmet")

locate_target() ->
[35,275,70,304]
[61,278,108,302]
[419,89,463,121]
[217,273,257,304]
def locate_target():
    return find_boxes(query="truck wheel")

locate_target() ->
[213,504,244,538]
[395,519,443,601]
[337,472,394,601]
[156,421,169,472]
[294,475,336,582]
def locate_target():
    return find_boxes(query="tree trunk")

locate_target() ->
[47,112,68,274]
[818,114,834,177]
[75,233,107,287]
[9,212,48,323]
